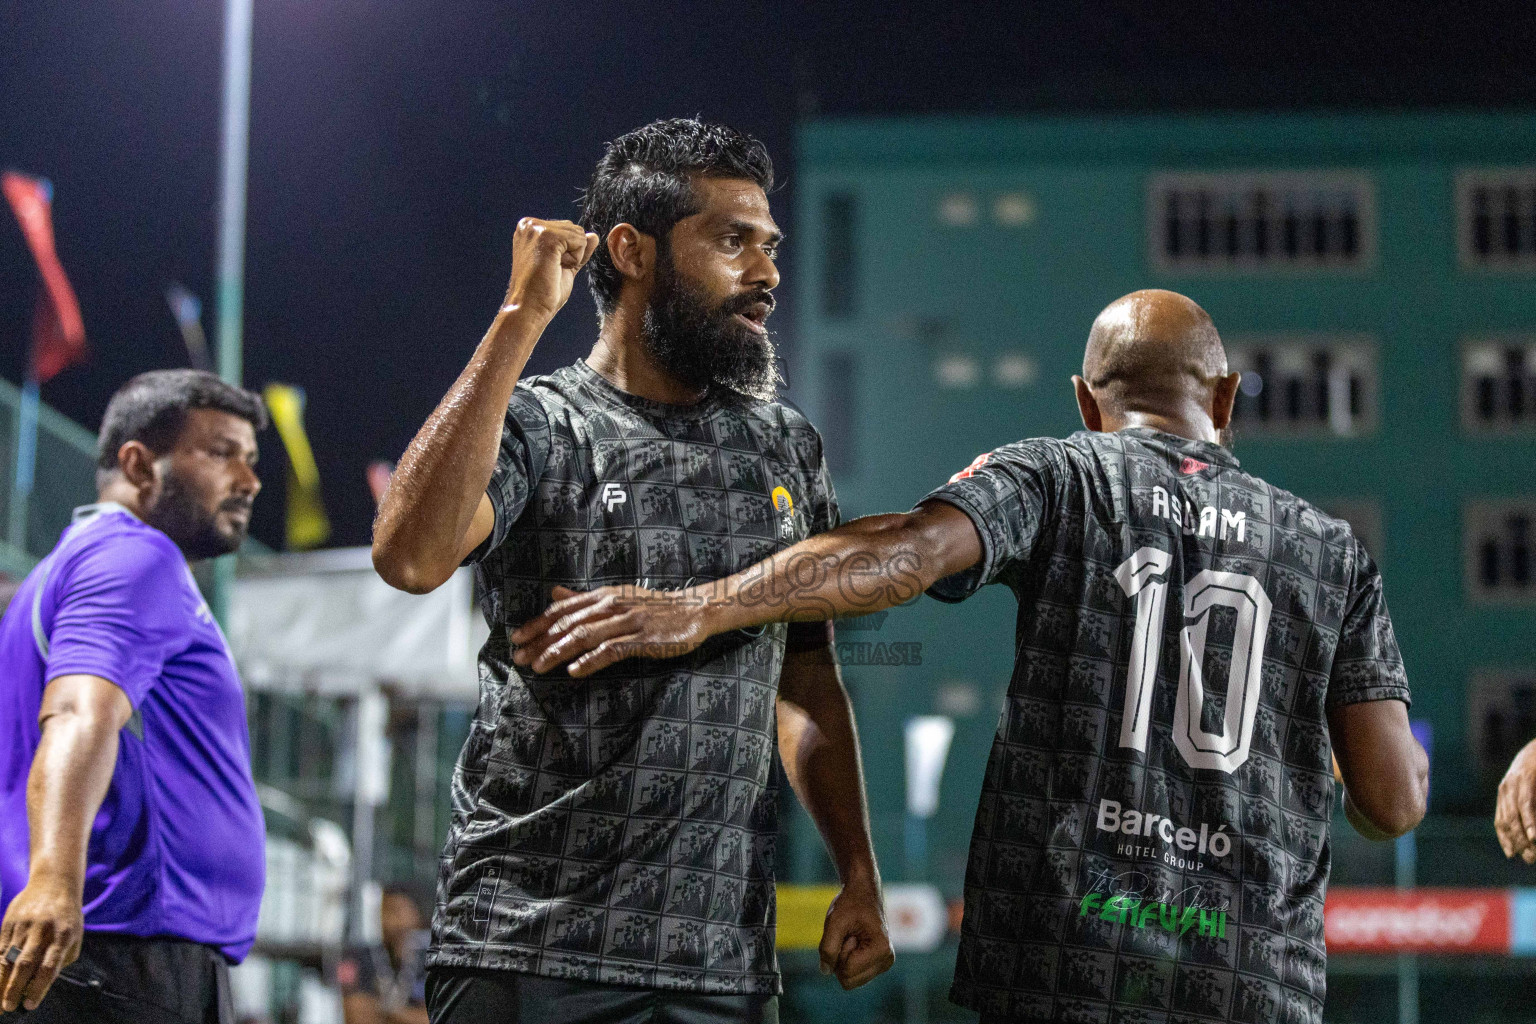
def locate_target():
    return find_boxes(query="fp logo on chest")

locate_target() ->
[601,483,628,513]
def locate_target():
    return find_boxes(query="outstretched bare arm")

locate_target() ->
[509,499,982,676]
[0,676,132,1012]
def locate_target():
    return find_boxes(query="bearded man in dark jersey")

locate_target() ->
[373,119,892,1022]
[513,289,1430,1024]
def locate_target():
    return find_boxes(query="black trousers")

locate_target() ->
[0,932,233,1024]
[427,967,779,1024]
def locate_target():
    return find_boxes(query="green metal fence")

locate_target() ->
[0,376,99,577]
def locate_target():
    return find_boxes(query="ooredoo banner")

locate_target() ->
[1325,888,1510,954]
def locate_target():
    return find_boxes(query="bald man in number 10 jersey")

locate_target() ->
[509,289,1430,1024]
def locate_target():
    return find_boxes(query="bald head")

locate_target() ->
[1074,290,1239,443]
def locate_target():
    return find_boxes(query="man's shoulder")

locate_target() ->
[1257,479,1362,549]
[968,434,1075,474]
[511,364,628,436]
[58,510,183,580]
[510,371,570,417]
[715,395,829,476]
[725,393,820,435]
[515,362,579,395]
[1007,433,1076,457]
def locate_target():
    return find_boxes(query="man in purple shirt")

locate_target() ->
[0,370,268,1023]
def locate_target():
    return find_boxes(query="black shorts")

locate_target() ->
[0,932,233,1024]
[426,967,779,1024]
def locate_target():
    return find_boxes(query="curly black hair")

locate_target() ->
[578,118,773,316]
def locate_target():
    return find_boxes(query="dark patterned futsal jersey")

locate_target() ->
[919,428,1408,1024]
[429,359,837,996]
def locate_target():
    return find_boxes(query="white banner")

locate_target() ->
[228,547,486,699]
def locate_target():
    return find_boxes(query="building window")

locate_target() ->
[1227,336,1377,436]
[821,193,857,317]
[932,353,980,389]
[936,193,978,227]
[1469,671,1536,782]
[992,193,1035,227]
[992,352,1038,389]
[1463,338,1536,430]
[1457,169,1536,269]
[1465,500,1536,602]
[1149,172,1375,273]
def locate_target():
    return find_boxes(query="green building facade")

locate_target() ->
[787,110,1536,889]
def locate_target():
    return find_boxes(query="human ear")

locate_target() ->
[607,224,654,284]
[1073,376,1103,432]
[117,441,159,492]
[1210,372,1242,431]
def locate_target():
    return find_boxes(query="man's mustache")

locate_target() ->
[723,291,775,316]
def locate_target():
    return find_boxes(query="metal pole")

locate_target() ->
[352,688,389,943]
[212,0,253,624]
[1395,831,1418,1024]
[414,700,439,879]
[904,814,928,1024]
[7,378,39,551]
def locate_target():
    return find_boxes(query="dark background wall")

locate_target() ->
[4,0,1536,549]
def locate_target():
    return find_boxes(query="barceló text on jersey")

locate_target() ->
[1145,486,1247,542]
[1096,798,1233,872]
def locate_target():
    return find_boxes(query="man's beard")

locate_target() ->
[145,471,249,560]
[640,248,781,402]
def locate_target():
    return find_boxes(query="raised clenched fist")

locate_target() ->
[502,218,600,323]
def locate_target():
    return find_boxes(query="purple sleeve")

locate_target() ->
[44,533,188,708]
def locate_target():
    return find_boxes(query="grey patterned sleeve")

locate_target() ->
[460,386,552,565]
[1327,538,1411,708]
[916,438,1063,603]
[807,433,841,535]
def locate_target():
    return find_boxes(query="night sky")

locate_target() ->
[4,0,1536,549]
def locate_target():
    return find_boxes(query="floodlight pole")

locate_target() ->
[1396,832,1418,1024]
[212,0,253,625]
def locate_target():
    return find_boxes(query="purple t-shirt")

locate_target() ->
[0,504,264,961]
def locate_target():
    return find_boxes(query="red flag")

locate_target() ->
[3,171,87,382]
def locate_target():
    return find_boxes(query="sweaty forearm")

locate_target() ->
[508,502,979,678]
[27,713,121,890]
[702,507,972,635]
[778,653,879,886]
[372,309,545,590]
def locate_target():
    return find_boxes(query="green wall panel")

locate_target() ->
[790,113,1536,888]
